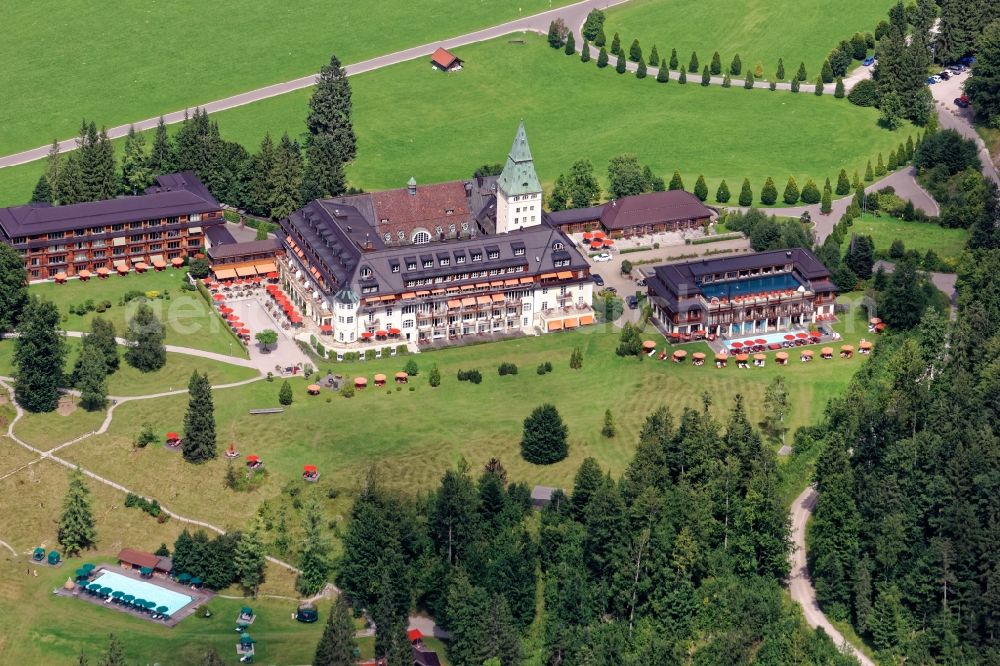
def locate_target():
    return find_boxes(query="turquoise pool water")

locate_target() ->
[728,331,802,345]
[700,274,802,300]
[90,570,192,615]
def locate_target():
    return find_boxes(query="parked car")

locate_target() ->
[862,56,876,67]
[636,278,646,287]
[955,95,971,108]
[591,274,605,286]
[593,252,613,262]
[958,56,975,66]
[938,71,950,80]
[948,64,965,73]
[926,75,941,85]
[625,295,639,310]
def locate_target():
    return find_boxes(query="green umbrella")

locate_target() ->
[75,567,89,577]
[177,572,191,583]
[112,590,124,599]
[81,563,95,572]
[239,632,256,645]
[134,598,147,609]
[87,583,101,592]
[139,566,153,576]
[189,577,202,586]
[99,586,113,596]
[156,605,169,614]
[144,600,156,609]
[123,594,135,604]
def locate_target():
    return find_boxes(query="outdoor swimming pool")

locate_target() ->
[90,570,192,615]
[700,274,803,300]
[728,331,804,346]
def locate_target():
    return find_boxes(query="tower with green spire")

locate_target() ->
[496,120,542,234]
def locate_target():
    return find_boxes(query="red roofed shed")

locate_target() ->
[430,47,463,71]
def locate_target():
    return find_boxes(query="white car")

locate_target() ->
[593,253,613,262]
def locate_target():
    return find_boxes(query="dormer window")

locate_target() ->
[456,255,466,264]
[406,261,417,271]
[471,251,482,262]
[513,247,525,256]
[488,250,499,260]
[553,241,564,250]
[360,267,373,279]
[391,263,400,273]
[445,209,454,216]
[440,258,450,266]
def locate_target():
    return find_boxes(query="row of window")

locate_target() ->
[12,214,202,244]
[402,264,527,288]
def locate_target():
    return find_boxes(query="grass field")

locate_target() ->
[26,269,248,358]
[849,213,969,261]
[602,0,894,80]
[0,35,912,209]
[0,0,576,156]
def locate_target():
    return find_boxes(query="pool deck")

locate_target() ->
[54,565,214,628]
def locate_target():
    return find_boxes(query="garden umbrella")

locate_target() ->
[123,594,135,604]
[190,577,203,586]
[140,566,153,576]
[112,590,124,600]
[81,563,95,572]
[134,598,147,609]
[87,583,101,593]
[100,586,113,596]
[75,567,89,578]
[177,573,191,583]
[144,600,156,610]
[212,294,225,302]
[156,605,169,614]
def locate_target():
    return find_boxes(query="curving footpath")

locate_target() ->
[789,487,876,666]
[0,0,629,169]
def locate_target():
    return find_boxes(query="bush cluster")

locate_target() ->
[125,492,162,518]
[498,362,518,376]
[537,361,554,375]
[457,369,483,384]
[68,299,112,316]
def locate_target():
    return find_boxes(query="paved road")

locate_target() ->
[930,71,1000,186]
[789,487,876,666]
[0,0,629,169]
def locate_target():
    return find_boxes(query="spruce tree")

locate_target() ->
[887,149,898,170]
[313,596,357,666]
[865,160,874,181]
[836,169,851,195]
[688,51,699,73]
[896,142,906,165]
[77,344,108,412]
[852,170,862,189]
[0,243,28,337]
[596,47,609,68]
[668,170,685,191]
[731,54,742,75]
[814,76,824,96]
[594,25,606,47]
[760,177,778,205]
[123,303,165,372]
[648,44,659,66]
[875,152,886,176]
[744,71,755,89]
[580,38,590,62]
[303,133,347,200]
[306,54,357,164]
[58,153,84,205]
[636,60,647,79]
[565,31,576,56]
[297,497,331,595]
[429,364,441,387]
[58,467,96,556]
[716,179,731,203]
[821,59,834,83]
[693,175,708,200]
[796,61,807,81]
[701,66,710,85]
[722,72,732,87]
[776,58,785,80]
[656,64,669,82]
[13,297,66,413]
[610,32,621,55]
[279,380,293,405]
[678,68,687,84]
[148,116,175,176]
[569,345,583,369]
[738,178,753,206]
[521,404,568,464]
[711,51,722,75]
[834,77,845,98]
[800,179,821,204]
[905,135,914,161]
[45,140,62,201]
[791,77,800,92]
[615,52,626,73]
[98,634,126,666]
[783,177,800,204]
[234,520,266,597]
[31,175,53,203]
[669,48,678,69]
[267,133,304,221]
[628,38,642,62]
[821,183,833,214]
[182,371,217,463]
[121,125,152,194]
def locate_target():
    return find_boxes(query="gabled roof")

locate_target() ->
[431,47,461,69]
[601,190,712,230]
[117,548,159,569]
[497,120,541,197]
[207,238,282,260]
[370,181,471,238]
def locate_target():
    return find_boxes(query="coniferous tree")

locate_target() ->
[648,45,659,66]
[656,65,669,82]
[58,152,84,205]
[887,149,898,171]
[521,404,568,464]
[701,65,710,85]
[182,371,217,463]
[313,596,357,666]
[596,47,609,68]
[303,133,347,201]
[428,364,441,387]
[615,52,626,74]
[77,344,108,412]
[594,24,606,47]
[744,71,755,89]
[628,38,642,62]
[31,174,53,203]
[821,183,832,214]
[836,169,851,195]
[234,520,266,597]
[297,497,331,595]
[580,38,590,62]
[693,174,708,201]
[59,467,96,556]
[98,634,126,666]
[636,60,647,79]
[875,152,886,176]
[0,244,28,337]
[45,140,62,202]
[790,77,800,92]
[760,177,778,205]
[668,48,679,69]
[834,77,845,98]
[564,31,576,56]
[688,51,699,73]
[800,178,821,203]
[776,58,785,80]
[678,68,687,84]
[722,72,731,87]
[148,116,175,176]
[730,54,742,75]
[13,297,65,413]
[121,125,152,194]
[715,179,731,203]
[821,59,834,83]
[268,133,304,220]
[738,178,753,206]
[796,61,807,81]
[123,303,165,372]
[306,54,356,156]
[783,177,800,204]
[814,76,824,95]
[710,51,722,75]
[610,32,621,55]
[548,174,569,211]
[865,160,874,181]
[668,170,685,191]
[569,345,583,369]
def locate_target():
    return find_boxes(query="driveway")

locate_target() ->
[929,71,1000,186]
[223,295,313,373]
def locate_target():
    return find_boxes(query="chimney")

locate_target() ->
[364,232,373,250]
[407,176,417,196]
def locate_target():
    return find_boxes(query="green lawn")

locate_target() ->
[602,0,893,81]
[0,35,912,208]
[0,0,574,156]
[12,398,107,450]
[27,269,248,357]
[55,321,871,531]
[850,212,968,263]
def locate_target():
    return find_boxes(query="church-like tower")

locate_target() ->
[495,120,542,234]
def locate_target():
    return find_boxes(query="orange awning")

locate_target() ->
[255,262,277,274]
[475,282,490,289]
[432,288,445,294]
[214,267,237,279]
[415,290,430,296]
[540,273,557,280]
[519,276,534,284]
[490,280,504,287]
[579,314,594,325]
[476,295,491,305]
[447,299,462,309]
[491,293,505,302]
[236,265,257,277]
[401,292,416,299]
[564,317,579,328]
[461,283,476,291]
[547,320,563,331]
[556,271,574,280]
[504,279,519,286]
[461,297,476,307]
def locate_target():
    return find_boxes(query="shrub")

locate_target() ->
[569,346,583,369]
[800,179,821,204]
[760,177,778,205]
[404,359,419,376]
[188,257,210,279]
[580,39,591,62]
[834,77,845,98]
[847,79,878,106]
[498,362,518,376]
[694,175,708,201]
[629,38,642,62]
[738,179,753,206]
[715,180,731,203]
[279,380,293,405]
[688,51,699,72]
[457,369,483,384]
[581,9,605,41]
[821,59,834,83]
[537,363,548,375]
[776,58,785,80]
[135,422,157,449]
[710,51,721,75]
[125,492,162,518]
[730,54,742,75]
[701,66,710,86]
[656,65,669,83]
[836,169,851,195]
[620,259,633,274]
[615,53,626,74]
[783,177,800,204]
[520,404,568,464]
[678,68,687,84]
[636,61,647,79]
[791,78,800,93]
[744,72,755,89]
[365,349,375,361]
[597,47,609,68]
[340,383,355,398]
[429,364,441,387]
[814,76,824,96]
[564,31,576,56]
[722,73,731,88]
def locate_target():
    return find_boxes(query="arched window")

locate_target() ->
[552,241,564,250]
[360,266,372,278]
[412,230,431,244]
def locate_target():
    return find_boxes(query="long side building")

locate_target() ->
[0,172,222,280]
[646,248,838,338]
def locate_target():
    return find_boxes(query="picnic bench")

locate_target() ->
[248,408,284,415]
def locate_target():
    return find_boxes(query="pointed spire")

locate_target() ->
[497,120,541,197]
